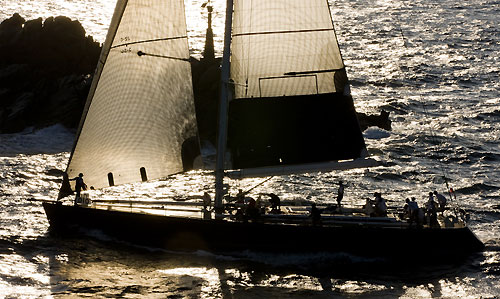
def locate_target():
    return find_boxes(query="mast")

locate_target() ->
[214,0,234,211]
[203,4,215,61]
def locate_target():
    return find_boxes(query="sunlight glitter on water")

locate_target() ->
[335,280,388,294]
[0,0,499,298]
[158,267,223,298]
[0,0,115,42]
[0,254,51,298]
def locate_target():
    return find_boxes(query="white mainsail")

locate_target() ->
[66,0,197,189]
[230,0,346,98]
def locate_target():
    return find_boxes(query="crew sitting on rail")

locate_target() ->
[363,198,375,217]
[403,198,411,218]
[310,203,322,226]
[323,204,339,214]
[234,208,244,221]
[256,195,264,214]
[227,189,247,205]
[408,197,419,227]
[434,190,447,212]
[245,197,260,221]
[266,193,281,214]
[417,206,425,228]
[374,192,387,217]
[235,189,245,203]
[426,193,439,228]
[202,192,211,209]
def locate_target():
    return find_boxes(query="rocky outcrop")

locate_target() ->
[0,14,99,133]
[358,110,391,132]
[0,13,100,77]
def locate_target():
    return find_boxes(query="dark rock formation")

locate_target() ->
[0,13,390,138]
[0,14,100,133]
[0,13,100,76]
[357,110,391,132]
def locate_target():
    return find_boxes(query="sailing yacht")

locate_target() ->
[41,0,483,260]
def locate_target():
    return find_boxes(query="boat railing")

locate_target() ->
[33,196,467,229]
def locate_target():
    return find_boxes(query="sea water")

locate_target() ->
[0,0,499,297]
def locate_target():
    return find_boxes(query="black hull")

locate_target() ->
[43,202,484,261]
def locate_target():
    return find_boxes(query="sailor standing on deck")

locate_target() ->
[336,181,345,210]
[310,203,322,226]
[69,173,87,205]
[427,191,434,202]
[408,197,419,227]
[434,190,447,212]
[374,192,387,217]
[426,192,439,227]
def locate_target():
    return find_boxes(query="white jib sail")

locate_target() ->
[230,0,345,98]
[67,0,197,189]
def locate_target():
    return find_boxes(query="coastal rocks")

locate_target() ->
[0,13,100,76]
[0,67,91,133]
[357,110,391,132]
[1,91,34,133]
[0,14,99,133]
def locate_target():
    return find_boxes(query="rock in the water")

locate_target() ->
[0,14,100,133]
[357,110,392,132]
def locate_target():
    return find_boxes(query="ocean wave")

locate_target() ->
[363,127,391,139]
[483,239,500,252]
[233,250,387,268]
[0,124,74,155]
[467,151,500,163]
[372,172,405,181]
[473,109,500,121]
[455,183,500,195]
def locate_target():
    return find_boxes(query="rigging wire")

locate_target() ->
[243,176,275,195]
[396,9,453,200]
[393,10,458,206]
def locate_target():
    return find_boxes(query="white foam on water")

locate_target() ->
[0,125,74,155]
[363,127,391,139]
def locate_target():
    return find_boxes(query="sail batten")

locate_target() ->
[284,68,344,76]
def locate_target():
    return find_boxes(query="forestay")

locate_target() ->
[66,0,198,189]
